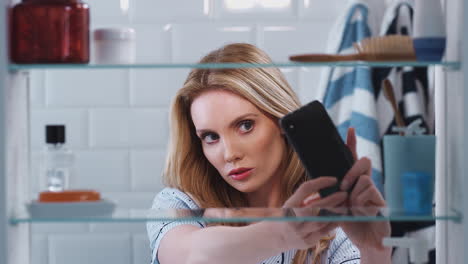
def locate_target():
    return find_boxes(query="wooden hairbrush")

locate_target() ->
[289,35,417,62]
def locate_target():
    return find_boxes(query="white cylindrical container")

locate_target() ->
[413,0,445,39]
[93,28,136,64]
[413,0,446,61]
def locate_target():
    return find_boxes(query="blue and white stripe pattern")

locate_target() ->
[373,0,433,136]
[322,3,383,193]
[374,1,435,263]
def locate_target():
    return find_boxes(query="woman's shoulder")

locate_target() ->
[151,187,201,210]
[325,228,360,263]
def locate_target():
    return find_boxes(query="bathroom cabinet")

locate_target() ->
[1,0,467,263]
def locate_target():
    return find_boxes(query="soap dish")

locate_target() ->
[27,199,116,218]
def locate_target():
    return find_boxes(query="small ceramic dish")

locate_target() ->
[27,199,116,218]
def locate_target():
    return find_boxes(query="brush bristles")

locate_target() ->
[355,35,417,61]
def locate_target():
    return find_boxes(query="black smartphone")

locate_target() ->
[279,100,355,198]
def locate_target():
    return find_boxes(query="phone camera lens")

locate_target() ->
[289,124,294,130]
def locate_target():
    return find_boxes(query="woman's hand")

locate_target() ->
[278,177,348,250]
[340,127,391,254]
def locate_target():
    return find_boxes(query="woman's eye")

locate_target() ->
[239,120,254,133]
[201,132,219,144]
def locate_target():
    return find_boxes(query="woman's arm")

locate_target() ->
[158,221,286,264]
[158,178,346,264]
[360,247,392,264]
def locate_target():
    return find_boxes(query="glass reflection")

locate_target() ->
[144,206,437,222]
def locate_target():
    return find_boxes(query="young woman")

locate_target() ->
[147,43,391,264]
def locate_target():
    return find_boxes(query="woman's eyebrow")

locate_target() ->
[228,113,258,128]
[195,113,258,135]
[195,128,211,135]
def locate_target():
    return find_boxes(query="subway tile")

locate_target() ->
[131,0,211,23]
[90,109,168,148]
[130,209,153,228]
[89,209,146,233]
[132,24,172,63]
[298,0,345,21]
[102,192,156,209]
[130,150,166,192]
[72,150,130,192]
[172,23,255,63]
[31,235,48,264]
[258,22,334,62]
[90,0,131,25]
[96,192,155,232]
[131,109,168,147]
[214,0,297,21]
[29,70,46,107]
[30,151,42,194]
[130,69,189,107]
[280,68,300,94]
[298,67,324,104]
[46,69,129,107]
[30,109,89,149]
[31,223,89,234]
[49,234,131,264]
[133,234,152,264]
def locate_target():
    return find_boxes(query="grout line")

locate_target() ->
[87,108,93,148]
[128,148,134,192]
[129,234,134,264]
[42,105,171,110]
[126,69,132,107]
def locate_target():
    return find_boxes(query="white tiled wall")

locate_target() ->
[29,1,384,263]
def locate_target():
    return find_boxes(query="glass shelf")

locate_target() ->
[10,206,462,224]
[8,61,461,71]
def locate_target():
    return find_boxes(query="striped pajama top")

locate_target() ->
[147,187,361,264]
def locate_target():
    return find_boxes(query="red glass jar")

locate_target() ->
[10,0,89,64]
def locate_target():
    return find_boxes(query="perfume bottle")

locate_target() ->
[44,125,74,192]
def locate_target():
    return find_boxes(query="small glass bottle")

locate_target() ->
[44,125,74,192]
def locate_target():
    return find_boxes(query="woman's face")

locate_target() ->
[190,89,287,193]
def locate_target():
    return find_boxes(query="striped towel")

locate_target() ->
[374,1,435,263]
[321,1,383,193]
[372,0,433,137]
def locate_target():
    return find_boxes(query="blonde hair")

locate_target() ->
[164,43,333,263]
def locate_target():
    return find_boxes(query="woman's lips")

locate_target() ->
[229,168,254,181]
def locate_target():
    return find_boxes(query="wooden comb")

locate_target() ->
[289,35,417,62]
[382,79,406,135]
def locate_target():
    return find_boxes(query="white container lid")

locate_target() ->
[94,28,136,41]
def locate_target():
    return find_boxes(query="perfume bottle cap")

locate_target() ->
[46,125,66,144]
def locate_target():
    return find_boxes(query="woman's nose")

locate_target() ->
[222,137,243,163]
